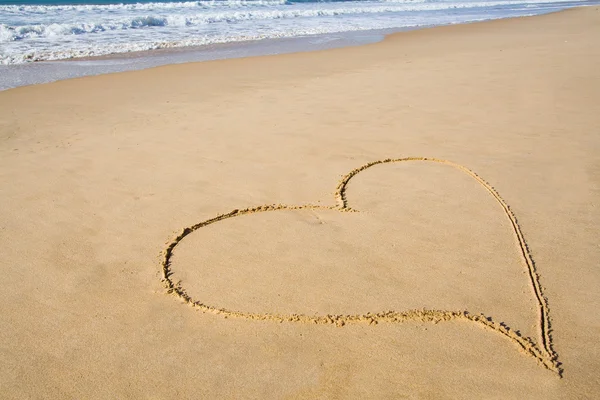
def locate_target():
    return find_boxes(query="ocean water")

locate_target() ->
[0,0,595,88]
[1,0,593,64]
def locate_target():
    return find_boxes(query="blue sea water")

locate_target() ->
[0,0,595,88]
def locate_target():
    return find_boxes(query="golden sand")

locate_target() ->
[1,7,599,398]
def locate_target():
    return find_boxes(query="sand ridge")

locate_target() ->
[161,157,560,375]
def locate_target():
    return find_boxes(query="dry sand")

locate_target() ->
[1,7,599,398]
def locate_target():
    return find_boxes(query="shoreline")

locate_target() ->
[0,5,589,91]
[1,6,599,398]
[0,27,394,91]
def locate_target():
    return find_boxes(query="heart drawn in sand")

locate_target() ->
[160,157,560,375]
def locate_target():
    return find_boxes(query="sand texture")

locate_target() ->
[1,7,600,399]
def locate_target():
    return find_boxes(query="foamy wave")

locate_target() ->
[0,18,170,42]
[0,0,290,13]
[0,21,430,65]
[0,0,573,13]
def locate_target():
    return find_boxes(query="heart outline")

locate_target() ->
[161,157,560,375]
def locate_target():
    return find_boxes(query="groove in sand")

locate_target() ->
[160,157,561,375]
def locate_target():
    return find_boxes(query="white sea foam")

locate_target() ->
[0,0,290,12]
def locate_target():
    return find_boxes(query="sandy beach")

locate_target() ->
[1,7,599,398]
